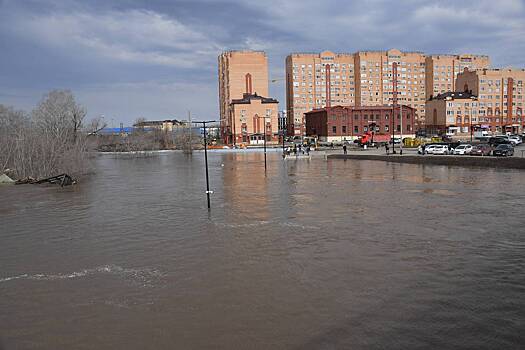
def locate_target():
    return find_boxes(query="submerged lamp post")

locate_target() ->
[255,115,270,172]
[193,120,216,209]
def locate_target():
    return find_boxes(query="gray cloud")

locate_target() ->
[1,0,524,124]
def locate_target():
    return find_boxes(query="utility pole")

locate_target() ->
[193,120,216,210]
[400,105,403,155]
[256,116,270,172]
[392,62,398,154]
[282,126,286,158]
[470,104,473,143]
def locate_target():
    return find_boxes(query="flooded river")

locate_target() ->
[1,152,524,349]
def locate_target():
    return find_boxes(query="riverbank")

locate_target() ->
[96,147,286,155]
[328,152,525,169]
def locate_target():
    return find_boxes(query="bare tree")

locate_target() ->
[0,91,90,180]
[134,117,147,132]
[86,116,108,135]
[33,90,86,143]
[0,105,29,174]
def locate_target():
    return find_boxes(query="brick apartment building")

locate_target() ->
[455,68,525,134]
[305,105,416,142]
[355,49,426,120]
[219,50,281,144]
[286,49,490,136]
[425,91,478,135]
[285,51,356,136]
[425,54,490,98]
[229,93,279,144]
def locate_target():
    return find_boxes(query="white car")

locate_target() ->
[432,145,450,155]
[453,144,473,155]
[423,145,437,154]
[509,136,522,145]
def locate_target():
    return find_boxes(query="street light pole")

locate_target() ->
[282,128,286,158]
[470,106,473,143]
[392,62,398,154]
[264,127,267,171]
[193,120,216,210]
[400,105,403,155]
[470,96,476,143]
[256,116,269,172]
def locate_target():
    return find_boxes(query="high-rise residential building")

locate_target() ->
[218,50,270,144]
[285,51,356,136]
[286,49,490,135]
[286,49,426,135]
[456,68,525,134]
[425,54,490,98]
[355,49,427,123]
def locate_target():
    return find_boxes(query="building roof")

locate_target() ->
[99,127,134,134]
[133,119,183,127]
[430,91,477,100]
[220,50,266,57]
[230,93,278,105]
[427,53,489,58]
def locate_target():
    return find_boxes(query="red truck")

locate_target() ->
[355,132,390,146]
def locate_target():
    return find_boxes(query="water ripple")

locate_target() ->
[0,264,165,287]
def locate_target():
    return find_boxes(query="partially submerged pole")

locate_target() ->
[193,120,216,209]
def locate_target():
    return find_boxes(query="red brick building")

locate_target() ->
[305,105,416,142]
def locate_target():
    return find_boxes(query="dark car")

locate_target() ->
[488,136,511,146]
[470,144,492,156]
[493,144,514,157]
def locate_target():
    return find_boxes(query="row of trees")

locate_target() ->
[94,119,202,153]
[1,89,207,179]
[0,90,94,180]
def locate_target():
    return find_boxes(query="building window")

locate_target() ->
[342,125,347,133]
[354,126,359,133]
[385,125,389,132]
[332,126,337,133]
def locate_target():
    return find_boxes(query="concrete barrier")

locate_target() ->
[328,154,525,170]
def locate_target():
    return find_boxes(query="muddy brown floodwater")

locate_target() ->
[1,151,524,349]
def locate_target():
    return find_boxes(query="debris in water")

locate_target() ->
[0,174,15,184]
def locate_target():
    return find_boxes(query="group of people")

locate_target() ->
[284,144,311,156]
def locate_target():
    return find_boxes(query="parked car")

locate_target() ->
[493,144,514,157]
[453,144,473,155]
[432,145,450,155]
[488,136,511,146]
[470,144,492,156]
[508,135,522,145]
[424,145,437,154]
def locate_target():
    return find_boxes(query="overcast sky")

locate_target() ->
[1,0,524,125]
